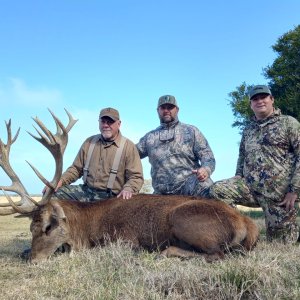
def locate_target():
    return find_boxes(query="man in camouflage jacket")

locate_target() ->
[210,85,300,243]
[136,95,215,197]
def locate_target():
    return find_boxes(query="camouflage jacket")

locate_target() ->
[136,120,215,194]
[236,109,300,200]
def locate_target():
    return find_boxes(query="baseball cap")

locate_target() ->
[99,107,120,121]
[157,95,178,108]
[249,85,272,100]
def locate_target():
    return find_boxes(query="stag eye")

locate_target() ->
[45,224,52,235]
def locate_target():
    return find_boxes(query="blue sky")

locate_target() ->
[1,0,299,194]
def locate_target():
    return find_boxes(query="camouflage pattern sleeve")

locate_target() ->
[193,126,215,175]
[136,134,148,159]
[287,116,300,195]
[235,133,245,177]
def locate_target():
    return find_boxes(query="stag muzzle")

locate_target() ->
[26,243,72,263]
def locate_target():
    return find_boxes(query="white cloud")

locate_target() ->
[0,78,63,107]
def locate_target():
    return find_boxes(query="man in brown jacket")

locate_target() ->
[54,107,144,201]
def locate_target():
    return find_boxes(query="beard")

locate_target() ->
[159,114,175,124]
[101,130,114,141]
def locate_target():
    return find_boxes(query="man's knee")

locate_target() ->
[55,184,87,201]
[265,206,299,244]
[208,181,227,198]
[208,183,218,198]
[266,223,299,244]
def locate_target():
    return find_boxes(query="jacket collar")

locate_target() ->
[251,108,281,127]
[159,118,179,129]
[100,131,123,147]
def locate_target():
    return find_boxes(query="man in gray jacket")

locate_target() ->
[136,95,215,197]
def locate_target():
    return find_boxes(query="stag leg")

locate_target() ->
[161,246,224,262]
[161,246,200,258]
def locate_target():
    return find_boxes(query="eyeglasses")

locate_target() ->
[99,118,116,125]
[159,104,176,110]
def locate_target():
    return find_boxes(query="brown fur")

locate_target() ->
[29,194,259,262]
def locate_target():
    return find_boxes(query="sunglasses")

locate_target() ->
[159,128,175,143]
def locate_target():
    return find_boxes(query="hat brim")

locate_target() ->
[100,115,118,121]
[250,92,271,100]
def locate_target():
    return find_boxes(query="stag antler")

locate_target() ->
[0,109,77,215]
[0,120,34,214]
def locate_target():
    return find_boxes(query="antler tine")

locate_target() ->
[5,119,21,146]
[29,115,56,144]
[63,108,78,133]
[26,160,56,190]
[27,109,77,204]
[47,108,78,154]
[1,189,38,215]
[0,120,20,159]
[25,121,58,197]
[0,185,32,210]
[27,125,55,150]
[0,121,36,215]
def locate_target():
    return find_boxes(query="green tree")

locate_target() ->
[229,25,300,131]
[228,82,253,133]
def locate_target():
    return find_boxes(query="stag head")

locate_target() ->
[29,200,73,263]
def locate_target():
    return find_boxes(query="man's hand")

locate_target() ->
[117,189,133,200]
[55,179,63,192]
[278,192,298,211]
[42,179,63,194]
[192,167,209,182]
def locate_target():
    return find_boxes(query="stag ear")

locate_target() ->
[41,202,66,234]
[51,202,66,221]
[42,219,52,234]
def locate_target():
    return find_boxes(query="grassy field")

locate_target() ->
[1,197,300,299]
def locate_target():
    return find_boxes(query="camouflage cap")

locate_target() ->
[157,95,178,108]
[249,85,272,100]
[99,107,120,121]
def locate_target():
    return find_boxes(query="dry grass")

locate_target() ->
[1,197,300,299]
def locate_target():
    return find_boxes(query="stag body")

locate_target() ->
[29,194,259,262]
